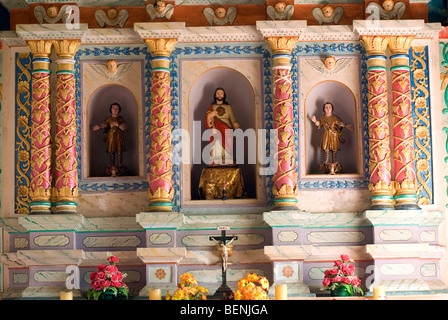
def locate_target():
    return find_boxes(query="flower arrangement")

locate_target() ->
[322,254,363,296]
[233,273,270,300]
[165,273,209,300]
[87,254,129,300]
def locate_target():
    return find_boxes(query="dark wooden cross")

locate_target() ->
[209,227,238,299]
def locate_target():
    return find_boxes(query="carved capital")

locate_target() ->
[265,36,298,54]
[368,180,395,195]
[52,39,81,58]
[26,40,53,58]
[360,35,389,55]
[144,38,177,56]
[388,36,414,54]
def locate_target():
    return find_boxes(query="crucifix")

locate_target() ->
[209,226,238,299]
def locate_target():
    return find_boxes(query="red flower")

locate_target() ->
[330,268,339,275]
[108,256,119,264]
[334,260,343,266]
[96,271,106,281]
[105,265,118,274]
[102,280,111,288]
[91,280,103,291]
[97,264,106,272]
[89,272,97,281]
[322,278,331,287]
[112,281,122,288]
[340,254,350,262]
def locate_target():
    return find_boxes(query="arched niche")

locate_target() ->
[188,67,257,200]
[87,84,139,178]
[305,80,359,175]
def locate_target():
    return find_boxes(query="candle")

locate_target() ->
[275,284,288,300]
[149,288,162,300]
[60,291,73,300]
[373,285,386,300]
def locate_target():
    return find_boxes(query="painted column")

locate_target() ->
[144,38,177,211]
[360,36,395,210]
[52,39,81,214]
[389,36,420,209]
[27,40,53,214]
[265,37,299,210]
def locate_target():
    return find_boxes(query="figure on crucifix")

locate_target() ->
[209,229,238,299]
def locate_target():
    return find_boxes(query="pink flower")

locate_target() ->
[112,281,122,288]
[352,277,361,287]
[322,278,331,287]
[340,254,350,262]
[332,276,342,283]
[330,268,339,275]
[342,277,352,284]
[102,280,111,288]
[348,264,355,275]
[334,260,343,266]
[108,256,119,264]
[340,263,350,275]
[97,264,106,272]
[116,272,123,281]
[91,280,103,291]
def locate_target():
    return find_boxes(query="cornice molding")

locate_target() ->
[16,24,88,41]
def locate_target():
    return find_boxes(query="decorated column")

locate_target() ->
[360,36,394,209]
[265,36,299,210]
[52,39,81,214]
[145,38,177,211]
[389,36,420,210]
[27,40,53,214]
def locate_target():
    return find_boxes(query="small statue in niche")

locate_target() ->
[204,87,240,165]
[312,5,344,25]
[92,102,129,176]
[203,6,237,26]
[95,8,129,28]
[366,0,405,20]
[90,59,133,82]
[311,102,353,174]
[146,0,174,21]
[34,5,71,24]
[267,1,294,20]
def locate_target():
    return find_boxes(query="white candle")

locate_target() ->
[60,291,73,300]
[373,285,386,300]
[149,288,162,300]
[275,284,288,300]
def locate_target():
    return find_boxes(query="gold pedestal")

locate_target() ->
[198,166,247,200]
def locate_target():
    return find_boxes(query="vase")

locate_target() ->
[99,291,127,300]
[331,287,351,297]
